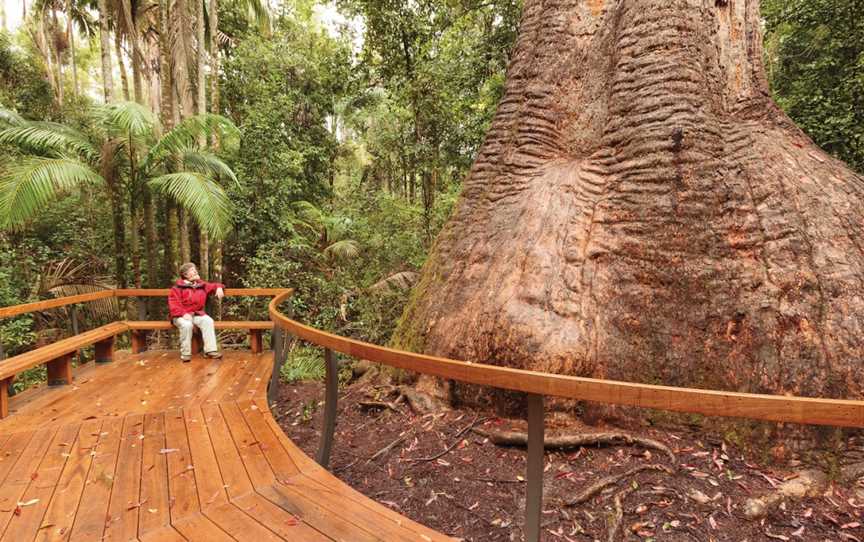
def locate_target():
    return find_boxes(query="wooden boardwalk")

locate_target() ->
[0,351,450,541]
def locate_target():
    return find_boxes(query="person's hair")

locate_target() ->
[179,262,197,279]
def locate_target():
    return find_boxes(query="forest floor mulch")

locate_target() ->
[274,380,864,542]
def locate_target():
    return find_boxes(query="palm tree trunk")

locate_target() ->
[34,16,58,101]
[130,203,142,288]
[208,0,219,118]
[143,191,157,286]
[97,0,114,102]
[172,0,194,118]
[110,185,127,288]
[158,0,174,129]
[50,8,64,106]
[162,199,178,281]
[115,32,130,101]
[178,207,190,263]
[65,0,78,97]
[120,0,143,104]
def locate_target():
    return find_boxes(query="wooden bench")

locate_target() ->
[125,320,273,355]
[0,321,128,417]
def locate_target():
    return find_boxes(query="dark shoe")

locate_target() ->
[204,350,223,359]
[181,356,191,363]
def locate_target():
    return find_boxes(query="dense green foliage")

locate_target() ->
[763,0,864,173]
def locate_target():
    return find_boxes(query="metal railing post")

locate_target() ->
[525,394,544,542]
[70,305,81,364]
[316,348,339,469]
[268,326,286,406]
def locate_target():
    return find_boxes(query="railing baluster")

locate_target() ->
[525,393,544,542]
[268,326,285,407]
[70,305,81,364]
[316,348,339,469]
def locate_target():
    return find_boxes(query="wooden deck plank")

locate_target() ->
[137,413,182,541]
[1,424,79,541]
[182,407,287,541]
[200,404,330,540]
[69,417,124,541]
[34,419,103,542]
[0,430,36,485]
[218,402,393,541]
[0,427,60,533]
[162,408,233,542]
[103,414,145,542]
[250,397,449,540]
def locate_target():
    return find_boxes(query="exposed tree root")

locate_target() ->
[472,428,676,463]
[368,433,410,462]
[565,464,673,507]
[607,487,635,542]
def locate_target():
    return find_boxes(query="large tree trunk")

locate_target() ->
[97,0,114,102]
[394,0,864,408]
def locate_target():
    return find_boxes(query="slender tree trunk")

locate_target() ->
[34,18,58,101]
[164,199,179,279]
[172,0,194,119]
[130,203,142,288]
[97,0,114,102]
[395,0,864,408]
[65,1,78,97]
[143,191,157,285]
[115,32,130,101]
[50,8,64,106]
[158,0,174,129]
[208,0,219,118]
[120,0,143,104]
[178,207,190,263]
[108,181,127,288]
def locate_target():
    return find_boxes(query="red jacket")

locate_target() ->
[168,279,225,318]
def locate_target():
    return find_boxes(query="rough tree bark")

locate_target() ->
[393,0,864,408]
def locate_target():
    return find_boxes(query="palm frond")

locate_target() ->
[0,157,104,229]
[98,101,158,139]
[144,114,239,167]
[368,271,419,293]
[148,172,233,239]
[0,108,24,127]
[0,122,98,161]
[181,151,238,185]
[236,0,270,32]
[38,259,118,322]
[323,239,360,262]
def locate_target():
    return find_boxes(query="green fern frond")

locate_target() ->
[98,101,158,139]
[181,151,239,185]
[149,172,233,239]
[0,157,103,229]
[145,114,240,167]
[0,122,98,161]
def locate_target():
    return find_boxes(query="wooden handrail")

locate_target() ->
[268,291,864,428]
[115,288,291,297]
[0,288,293,320]
[0,290,116,319]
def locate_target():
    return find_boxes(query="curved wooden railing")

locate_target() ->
[268,289,864,542]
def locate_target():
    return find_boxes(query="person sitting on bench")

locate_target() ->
[168,262,225,362]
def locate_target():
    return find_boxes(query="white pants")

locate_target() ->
[174,315,217,356]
